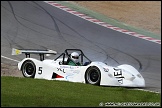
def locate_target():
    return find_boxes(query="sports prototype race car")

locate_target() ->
[12,48,145,87]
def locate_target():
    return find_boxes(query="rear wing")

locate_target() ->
[12,48,57,61]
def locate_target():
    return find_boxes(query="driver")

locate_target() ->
[68,52,81,66]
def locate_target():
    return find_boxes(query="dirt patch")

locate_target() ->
[72,1,161,35]
[1,63,23,77]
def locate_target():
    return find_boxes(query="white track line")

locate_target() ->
[1,55,20,62]
[134,89,160,94]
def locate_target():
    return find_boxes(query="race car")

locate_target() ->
[12,48,145,87]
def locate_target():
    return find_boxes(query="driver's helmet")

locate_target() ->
[71,52,79,63]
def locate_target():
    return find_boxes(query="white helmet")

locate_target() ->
[71,52,79,63]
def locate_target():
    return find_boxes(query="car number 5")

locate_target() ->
[38,67,42,74]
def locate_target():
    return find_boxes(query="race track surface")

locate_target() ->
[1,1,161,92]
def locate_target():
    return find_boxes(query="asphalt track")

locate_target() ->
[1,1,161,93]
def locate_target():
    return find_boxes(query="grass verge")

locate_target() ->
[1,76,161,107]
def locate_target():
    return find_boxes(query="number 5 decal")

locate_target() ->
[38,67,42,74]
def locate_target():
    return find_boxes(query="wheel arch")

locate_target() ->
[21,59,35,71]
[20,59,36,78]
[18,58,39,70]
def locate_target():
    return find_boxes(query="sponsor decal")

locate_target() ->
[59,66,79,69]
[57,68,66,73]
[113,68,125,84]
[60,65,70,68]
[65,73,74,80]
[72,70,80,74]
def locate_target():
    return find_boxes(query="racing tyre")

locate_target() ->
[85,66,101,86]
[21,60,36,78]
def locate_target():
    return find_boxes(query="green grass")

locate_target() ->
[54,1,161,40]
[1,76,161,107]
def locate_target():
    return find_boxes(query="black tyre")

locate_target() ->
[21,60,36,78]
[85,66,101,86]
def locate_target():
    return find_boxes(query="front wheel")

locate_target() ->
[85,66,101,86]
[21,60,36,78]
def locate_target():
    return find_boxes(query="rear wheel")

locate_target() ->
[21,60,36,78]
[85,66,101,86]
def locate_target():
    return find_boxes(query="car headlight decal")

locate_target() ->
[103,68,109,72]
[137,74,142,78]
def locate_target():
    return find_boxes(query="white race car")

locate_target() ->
[12,48,145,87]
